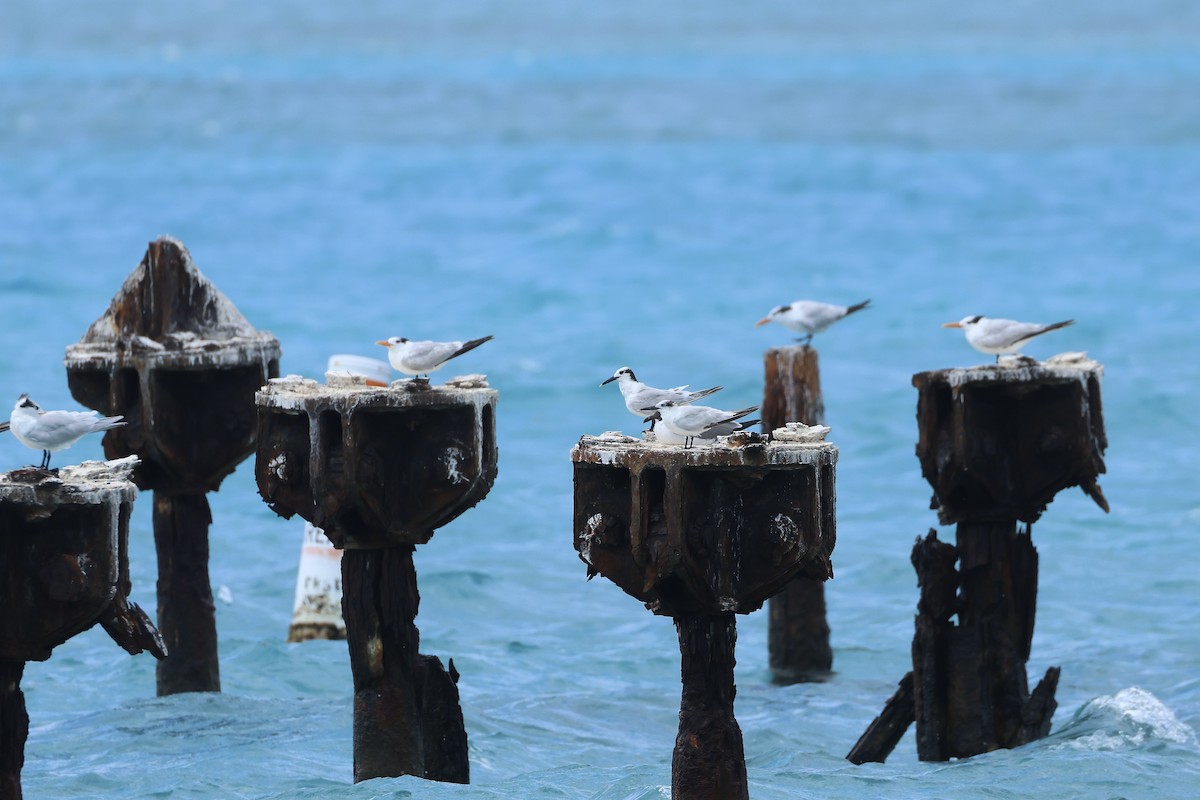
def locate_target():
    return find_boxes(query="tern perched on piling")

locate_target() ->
[377,335,493,379]
[600,367,722,431]
[6,394,125,469]
[755,299,870,344]
[643,399,759,448]
[942,315,1074,361]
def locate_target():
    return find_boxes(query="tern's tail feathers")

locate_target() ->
[450,335,494,361]
[846,299,871,315]
[1039,319,1075,335]
[721,406,759,425]
[95,415,126,431]
[687,385,723,402]
[0,420,9,433]
[736,419,761,432]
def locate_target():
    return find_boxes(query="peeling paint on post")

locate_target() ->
[848,354,1108,764]
[762,345,833,683]
[571,430,837,799]
[0,458,165,799]
[255,373,497,784]
[64,237,280,697]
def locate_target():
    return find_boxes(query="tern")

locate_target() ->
[942,316,1074,361]
[755,299,870,344]
[600,367,722,430]
[643,399,760,448]
[7,394,125,470]
[376,335,493,379]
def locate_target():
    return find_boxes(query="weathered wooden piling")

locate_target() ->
[0,458,165,800]
[762,345,832,683]
[255,373,497,784]
[64,237,280,696]
[572,428,837,799]
[848,354,1107,764]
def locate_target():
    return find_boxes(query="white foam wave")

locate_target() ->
[1054,687,1195,751]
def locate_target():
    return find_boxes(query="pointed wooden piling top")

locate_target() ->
[66,236,280,370]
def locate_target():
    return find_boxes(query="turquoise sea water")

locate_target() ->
[2,2,1199,797]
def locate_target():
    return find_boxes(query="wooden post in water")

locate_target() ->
[256,374,497,784]
[572,429,837,799]
[848,355,1108,764]
[0,458,165,800]
[762,345,833,682]
[64,237,280,696]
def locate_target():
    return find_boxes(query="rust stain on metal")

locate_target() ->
[255,377,496,785]
[1,458,164,798]
[571,430,837,799]
[64,237,280,698]
[850,356,1108,765]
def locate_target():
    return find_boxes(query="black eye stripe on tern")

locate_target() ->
[942,316,1074,362]
[5,394,125,470]
[376,335,493,379]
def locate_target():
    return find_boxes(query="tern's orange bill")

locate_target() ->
[942,322,962,328]
[754,317,770,327]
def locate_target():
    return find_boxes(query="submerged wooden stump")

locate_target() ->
[0,458,165,800]
[849,354,1107,764]
[762,345,833,683]
[572,430,837,799]
[65,237,280,696]
[255,373,497,784]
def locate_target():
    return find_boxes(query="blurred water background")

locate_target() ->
[1,1,1199,797]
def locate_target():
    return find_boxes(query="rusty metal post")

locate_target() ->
[572,430,837,799]
[849,354,1108,764]
[255,373,497,784]
[0,662,26,800]
[64,237,280,696]
[762,345,832,682]
[674,613,746,797]
[0,458,165,799]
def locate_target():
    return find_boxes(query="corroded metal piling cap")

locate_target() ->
[64,237,281,492]
[0,457,149,661]
[255,374,498,549]
[66,236,280,371]
[571,430,837,617]
[913,352,1108,525]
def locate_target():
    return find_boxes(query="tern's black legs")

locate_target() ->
[39,450,51,470]
[794,334,813,346]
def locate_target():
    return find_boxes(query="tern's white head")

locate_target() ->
[376,336,410,348]
[600,366,637,387]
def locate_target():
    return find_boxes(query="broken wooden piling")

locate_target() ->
[848,354,1107,764]
[572,429,837,799]
[0,458,165,800]
[64,237,280,696]
[255,372,497,784]
[762,345,833,683]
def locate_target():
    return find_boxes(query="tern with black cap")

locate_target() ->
[6,394,125,470]
[755,299,870,344]
[943,315,1074,361]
